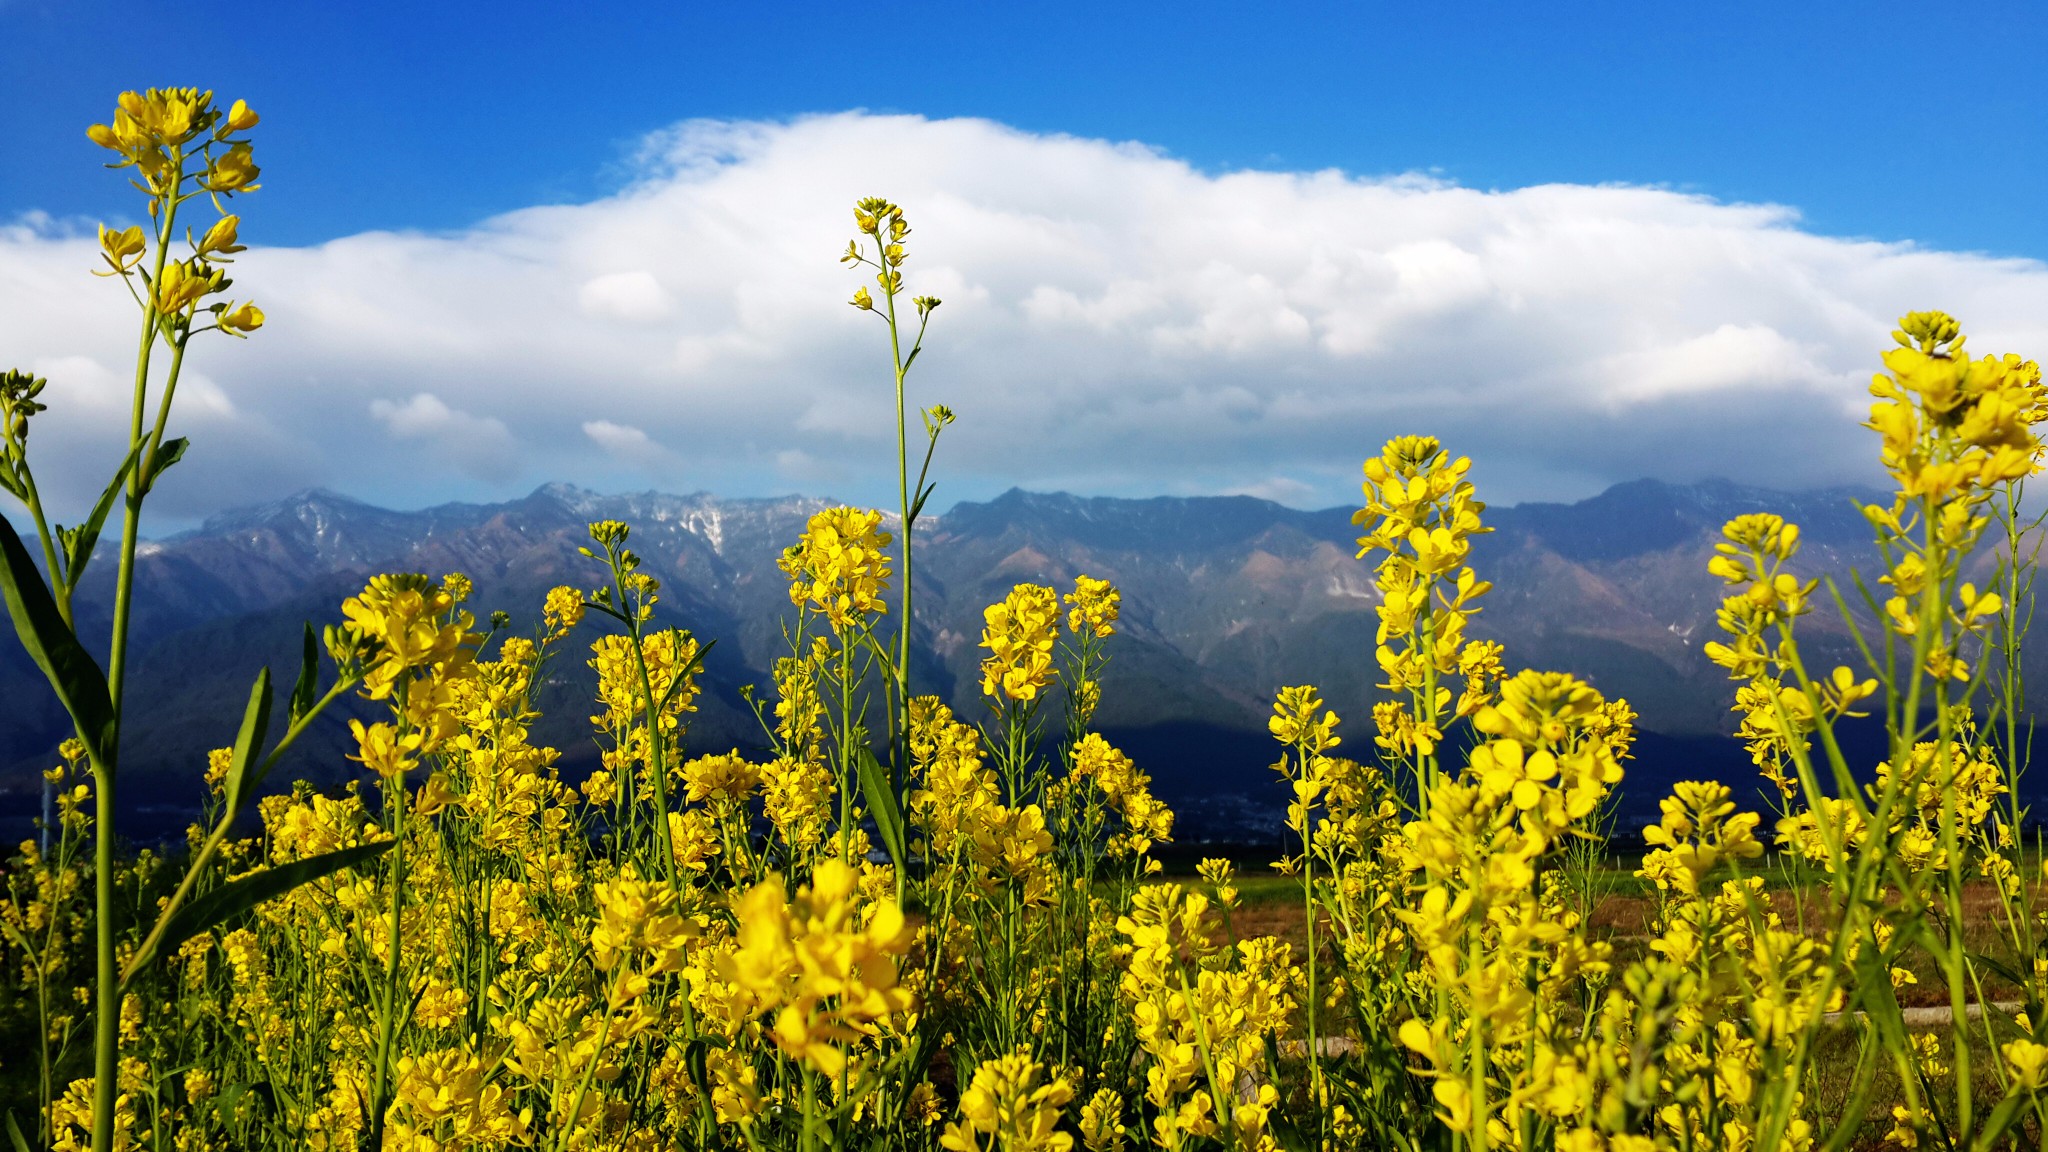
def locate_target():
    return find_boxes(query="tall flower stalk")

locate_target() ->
[0,88,264,1152]
[1,91,397,1152]
[843,198,947,819]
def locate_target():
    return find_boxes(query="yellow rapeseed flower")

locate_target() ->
[590,864,695,979]
[203,141,261,194]
[718,860,916,1077]
[151,258,224,315]
[385,1046,530,1149]
[340,573,479,699]
[1065,575,1120,638]
[1269,685,1341,753]
[347,719,422,779]
[980,583,1060,702]
[96,224,146,275]
[543,584,585,638]
[216,301,264,335]
[589,628,702,730]
[940,1049,1076,1152]
[779,506,894,632]
[683,749,762,811]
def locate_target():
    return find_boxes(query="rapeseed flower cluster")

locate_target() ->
[781,506,895,632]
[941,1050,1078,1152]
[1116,883,1300,1151]
[721,860,915,1077]
[982,583,1062,703]
[1352,435,1495,802]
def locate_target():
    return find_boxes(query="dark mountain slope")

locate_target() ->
[11,475,2016,844]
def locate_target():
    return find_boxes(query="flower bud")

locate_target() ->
[217,301,265,335]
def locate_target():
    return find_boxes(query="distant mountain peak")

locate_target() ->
[188,486,374,537]
[1491,476,1888,563]
[18,468,2013,823]
[529,481,598,506]
[1629,476,1886,511]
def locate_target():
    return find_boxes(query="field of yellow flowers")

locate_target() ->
[6,87,2048,1152]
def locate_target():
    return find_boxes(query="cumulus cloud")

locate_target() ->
[579,271,671,324]
[369,393,519,482]
[582,417,679,473]
[3,111,2047,525]
[1225,476,1322,505]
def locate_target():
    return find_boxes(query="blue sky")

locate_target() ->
[6,1,2043,256]
[2,1,2046,523]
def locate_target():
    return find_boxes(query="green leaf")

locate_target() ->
[58,440,145,593]
[289,623,319,724]
[1267,1105,1312,1152]
[259,1076,298,1114]
[1850,942,1915,1072]
[1260,1033,1315,1152]
[1970,949,2029,994]
[141,436,188,495]
[684,1036,715,1097]
[160,840,396,957]
[656,637,715,715]
[0,515,115,768]
[856,745,908,870]
[0,912,32,962]
[220,667,272,821]
[4,1110,29,1152]
[1974,1091,2029,1152]
[908,481,938,524]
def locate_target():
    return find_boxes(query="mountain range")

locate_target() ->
[0,477,2013,844]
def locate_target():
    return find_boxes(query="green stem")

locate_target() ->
[626,622,682,894]
[89,165,184,1152]
[800,1066,818,1152]
[369,763,409,1144]
[556,983,621,1152]
[838,633,854,856]
[1297,742,1324,1128]
[18,471,66,625]
[883,266,913,821]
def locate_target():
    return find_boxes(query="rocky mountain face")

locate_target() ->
[1,476,2011,841]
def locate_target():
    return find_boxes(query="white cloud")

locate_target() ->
[582,418,678,472]
[579,271,671,324]
[369,392,519,482]
[1599,324,1839,406]
[4,110,2048,525]
[1225,476,1321,505]
[582,418,652,452]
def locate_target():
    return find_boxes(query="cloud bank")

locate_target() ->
[4,111,2047,524]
